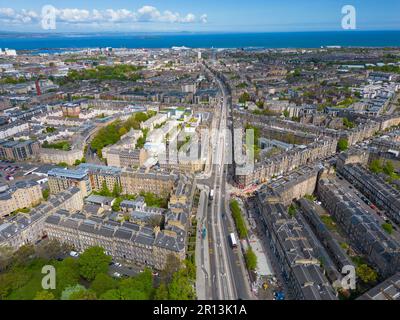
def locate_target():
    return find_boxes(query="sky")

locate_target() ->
[0,0,399,33]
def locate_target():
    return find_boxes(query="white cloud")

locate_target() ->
[182,13,196,23]
[56,9,91,23]
[137,6,161,21]
[0,8,15,17]
[104,9,135,22]
[0,7,39,24]
[159,10,180,23]
[0,6,208,27]
[200,14,208,24]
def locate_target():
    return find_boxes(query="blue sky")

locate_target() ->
[0,0,399,32]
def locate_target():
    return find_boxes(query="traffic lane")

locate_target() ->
[206,180,219,300]
[220,171,251,300]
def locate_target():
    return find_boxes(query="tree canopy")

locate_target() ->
[356,264,378,284]
[337,138,349,152]
[78,246,112,281]
[245,248,258,271]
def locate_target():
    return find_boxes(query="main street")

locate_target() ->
[196,62,252,300]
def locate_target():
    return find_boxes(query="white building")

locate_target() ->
[0,48,17,57]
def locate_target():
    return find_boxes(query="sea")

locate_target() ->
[0,31,400,52]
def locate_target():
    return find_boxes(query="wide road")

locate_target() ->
[198,62,252,300]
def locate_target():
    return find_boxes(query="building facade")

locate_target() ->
[0,180,43,218]
[0,140,40,161]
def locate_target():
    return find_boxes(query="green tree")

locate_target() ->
[183,259,196,280]
[57,162,69,168]
[229,200,248,239]
[343,117,355,129]
[35,239,71,261]
[118,127,128,136]
[12,245,35,267]
[245,248,258,271]
[91,273,117,296]
[56,257,81,296]
[118,269,154,300]
[111,197,123,212]
[383,161,395,176]
[139,191,168,208]
[0,246,13,271]
[42,189,50,201]
[356,264,378,284]
[69,289,97,300]
[154,283,169,300]
[239,92,251,104]
[288,204,297,217]
[78,246,112,281]
[337,138,349,152]
[34,291,55,300]
[112,182,122,198]
[382,223,393,235]
[369,159,383,174]
[283,110,290,118]
[61,284,86,300]
[168,270,195,300]
[0,270,31,298]
[134,112,150,123]
[100,289,122,300]
[160,254,182,284]
[99,181,112,197]
[256,100,264,108]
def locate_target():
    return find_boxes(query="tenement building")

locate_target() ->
[0,187,84,250]
[0,180,42,217]
[0,140,40,161]
[48,167,92,196]
[235,138,336,188]
[337,163,400,225]
[358,272,400,300]
[318,178,400,278]
[256,165,321,206]
[120,169,178,197]
[255,200,337,300]
[78,163,122,193]
[44,175,194,270]
[298,198,354,276]
[39,147,84,166]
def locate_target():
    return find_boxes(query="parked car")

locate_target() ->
[69,251,79,258]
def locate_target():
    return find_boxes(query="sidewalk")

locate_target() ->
[248,234,274,276]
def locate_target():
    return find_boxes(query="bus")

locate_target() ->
[229,233,237,248]
[202,227,207,240]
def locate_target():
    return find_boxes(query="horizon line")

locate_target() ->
[1,29,400,35]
